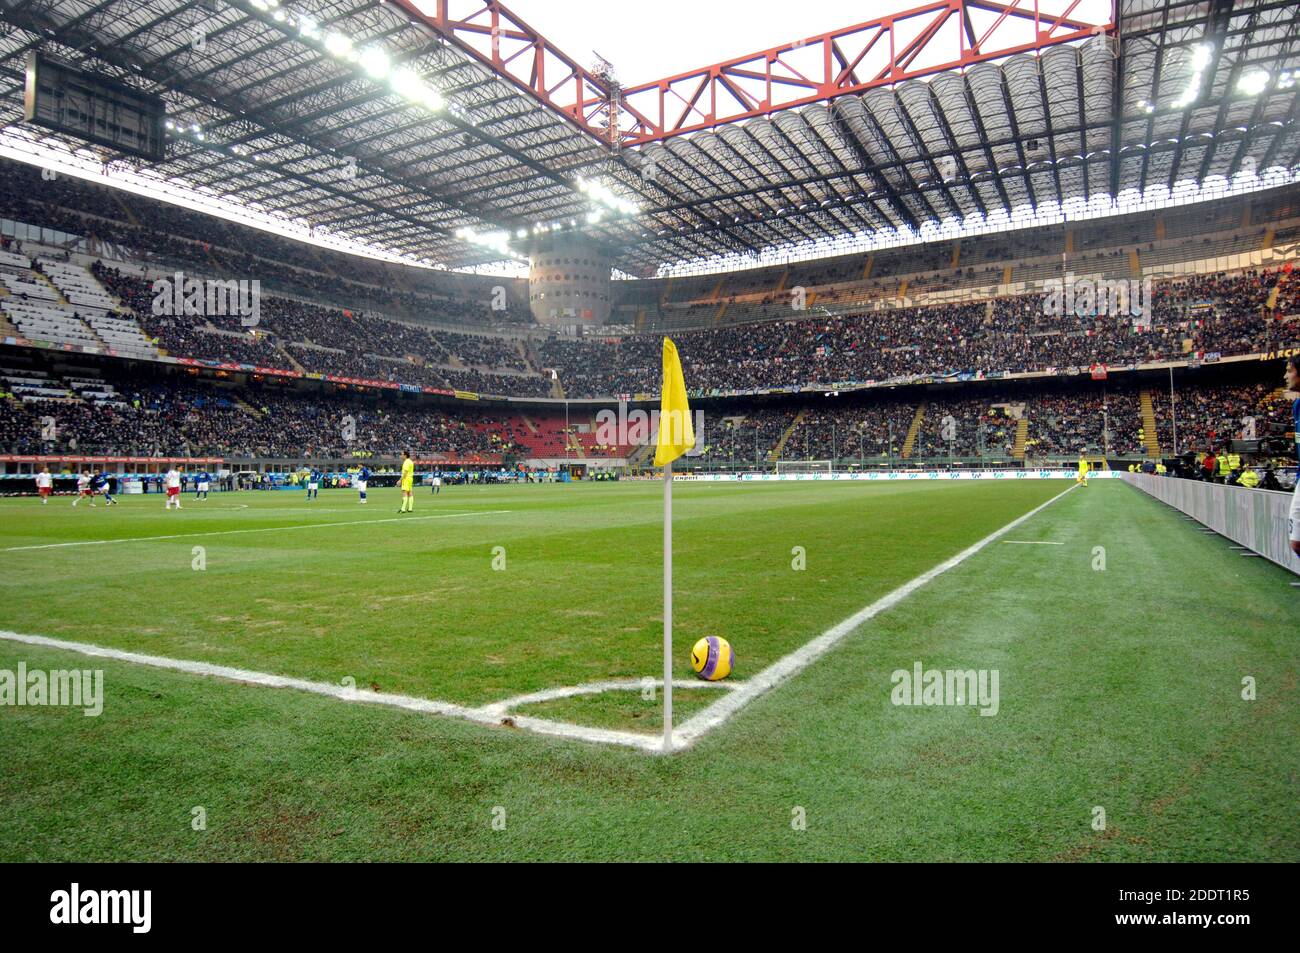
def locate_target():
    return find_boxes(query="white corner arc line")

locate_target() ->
[0,485,1075,754]
[0,629,660,751]
[670,484,1077,750]
[480,677,738,718]
[0,510,513,552]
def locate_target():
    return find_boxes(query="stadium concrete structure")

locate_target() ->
[527,238,613,328]
[0,0,1298,874]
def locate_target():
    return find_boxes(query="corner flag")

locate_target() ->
[656,337,693,752]
[654,338,695,466]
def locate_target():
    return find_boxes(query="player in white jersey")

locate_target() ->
[71,471,95,506]
[164,467,182,510]
[35,466,52,504]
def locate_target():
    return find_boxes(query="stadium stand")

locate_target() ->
[6,347,1284,471]
[2,160,1298,472]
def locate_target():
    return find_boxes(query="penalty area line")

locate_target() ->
[0,510,513,552]
[671,483,1078,751]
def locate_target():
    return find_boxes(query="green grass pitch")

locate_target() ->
[0,479,1295,861]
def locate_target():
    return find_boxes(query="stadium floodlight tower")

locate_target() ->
[526,233,613,331]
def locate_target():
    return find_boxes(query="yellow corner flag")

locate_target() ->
[653,338,695,467]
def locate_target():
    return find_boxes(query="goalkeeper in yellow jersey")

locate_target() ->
[398,450,415,513]
[1076,452,1089,487]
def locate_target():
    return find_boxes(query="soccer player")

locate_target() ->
[35,466,52,504]
[195,469,211,501]
[431,473,441,495]
[164,466,182,510]
[91,470,119,506]
[1076,452,1089,487]
[398,451,415,513]
[72,470,94,506]
[306,468,320,502]
[356,465,370,504]
[1285,356,1300,558]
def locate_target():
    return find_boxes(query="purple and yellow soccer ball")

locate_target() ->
[690,636,734,681]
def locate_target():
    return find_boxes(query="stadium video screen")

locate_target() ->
[23,52,166,162]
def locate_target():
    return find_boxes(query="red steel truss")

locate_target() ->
[396,0,1114,148]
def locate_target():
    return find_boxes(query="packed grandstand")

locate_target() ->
[0,0,1297,492]
[0,151,1296,484]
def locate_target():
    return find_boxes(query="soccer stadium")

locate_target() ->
[0,0,1297,879]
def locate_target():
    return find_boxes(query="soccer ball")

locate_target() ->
[690,636,734,681]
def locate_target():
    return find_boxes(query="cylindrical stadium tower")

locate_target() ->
[526,238,612,328]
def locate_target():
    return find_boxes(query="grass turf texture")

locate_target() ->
[0,480,1296,860]
[0,480,1063,719]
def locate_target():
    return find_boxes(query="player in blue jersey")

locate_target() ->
[90,471,119,507]
[195,469,211,501]
[306,468,321,501]
[355,465,371,504]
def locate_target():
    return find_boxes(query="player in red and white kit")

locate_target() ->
[71,470,95,507]
[35,466,52,504]
[164,467,182,510]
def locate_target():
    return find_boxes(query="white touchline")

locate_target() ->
[670,483,1077,750]
[0,629,664,752]
[0,484,1075,754]
[0,510,513,552]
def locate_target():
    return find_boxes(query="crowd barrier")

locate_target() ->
[1123,472,1299,577]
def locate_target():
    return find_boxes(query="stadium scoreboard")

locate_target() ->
[23,52,166,161]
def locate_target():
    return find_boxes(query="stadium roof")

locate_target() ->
[0,0,1297,277]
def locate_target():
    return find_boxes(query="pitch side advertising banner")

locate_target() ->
[0,455,223,464]
[679,469,1120,482]
[1124,472,1300,576]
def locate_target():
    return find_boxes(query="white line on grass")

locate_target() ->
[0,630,664,751]
[670,483,1077,750]
[1000,540,1064,545]
[0,510,513,552]
[0,484,1076,753]
[481,677,738,718]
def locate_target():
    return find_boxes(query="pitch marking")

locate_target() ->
[482,678,737,719]
[0,510,513,552]
[671,484,1077,750]
[0,630,668,751]
[0,485,1076,752]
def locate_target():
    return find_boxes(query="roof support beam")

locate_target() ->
[400,0,1113,148]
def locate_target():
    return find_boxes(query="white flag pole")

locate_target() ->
[663,458,673,753]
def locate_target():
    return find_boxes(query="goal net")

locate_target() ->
[774,459,834,476]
